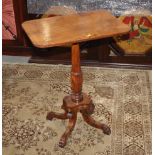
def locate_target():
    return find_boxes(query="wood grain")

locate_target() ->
[22,10,130,48]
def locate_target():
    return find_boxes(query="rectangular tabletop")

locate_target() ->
[22,10,130,48]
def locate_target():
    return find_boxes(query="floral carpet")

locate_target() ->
[2,63,152,155]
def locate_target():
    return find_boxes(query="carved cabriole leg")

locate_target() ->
[46,111,68,121]
[81,111,111,135]
[59,111,77,147]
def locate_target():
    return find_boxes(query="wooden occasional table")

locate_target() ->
[22,10,129,147]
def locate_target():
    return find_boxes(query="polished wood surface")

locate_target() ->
[22,10,129,48]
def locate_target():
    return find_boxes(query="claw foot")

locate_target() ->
[59,138,66,148]
[46,112,54,121]
[102,125,111,135]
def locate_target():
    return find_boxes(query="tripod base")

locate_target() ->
[46,93,111,147]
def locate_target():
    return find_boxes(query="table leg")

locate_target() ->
[59,111,77,147]
[81,111,111,135]
[46,111,68,120]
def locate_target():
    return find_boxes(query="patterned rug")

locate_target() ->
[2,63,152,155]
